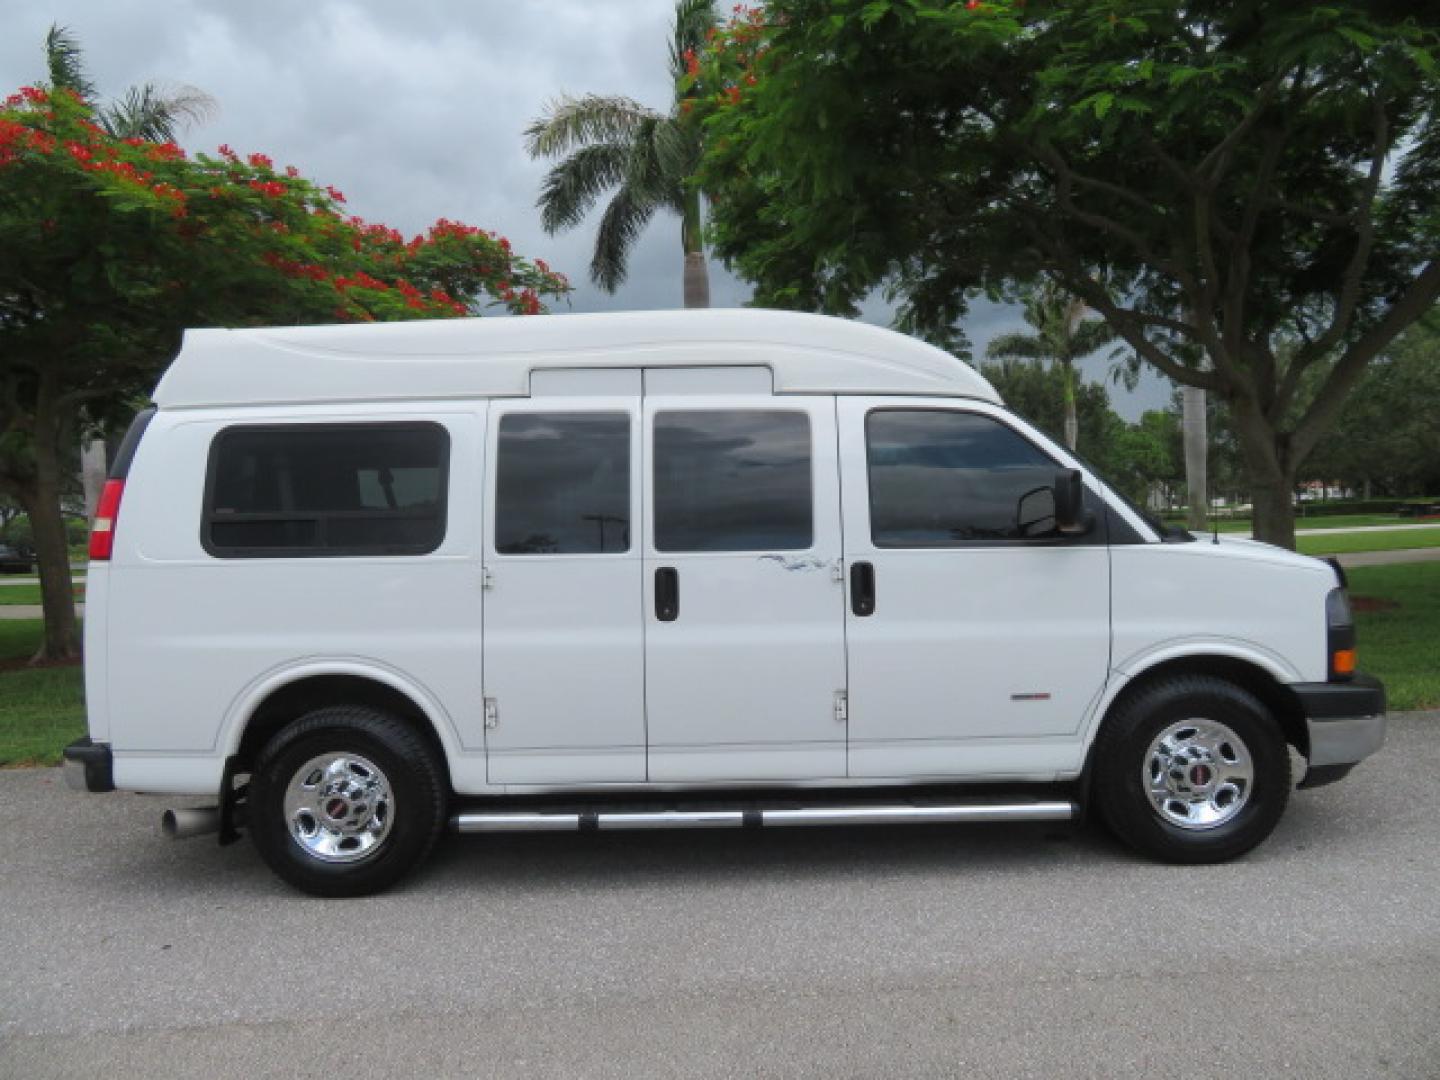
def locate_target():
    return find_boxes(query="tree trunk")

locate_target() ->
[28,370,80,662]
[683,251,710,309]
[1060,360,1078,451]
[680,189,710,310]
[1182,384,1208,531]
[1250,476,1298,551]
[81,438,107,518]
[1230,396,1299,550]
[28,441,80,662]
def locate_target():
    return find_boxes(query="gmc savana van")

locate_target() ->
[64,309,1386,896]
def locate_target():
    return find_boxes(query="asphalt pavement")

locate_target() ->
[1,711,1437,1078]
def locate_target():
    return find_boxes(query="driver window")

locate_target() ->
[866,409,1065,547]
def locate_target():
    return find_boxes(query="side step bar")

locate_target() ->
[452,800,1075,834]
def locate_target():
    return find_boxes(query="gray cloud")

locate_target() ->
[1,1,1169,417]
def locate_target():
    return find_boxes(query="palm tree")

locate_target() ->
[44,24,215,141]
[525,0,717,308]
[986,282,1116,452]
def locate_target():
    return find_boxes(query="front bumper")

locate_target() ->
[1292,674,1387,789]
[62,737,114,793]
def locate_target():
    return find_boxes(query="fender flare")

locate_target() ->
[1082,637,1302,749]
[217,656,465,766]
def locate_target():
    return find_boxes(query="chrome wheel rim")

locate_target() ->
[283,752,394,863]
[1142,719,1254,831]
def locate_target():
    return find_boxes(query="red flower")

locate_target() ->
[26,129,57,154]
[145,141,186,162]
[247,152,273,169]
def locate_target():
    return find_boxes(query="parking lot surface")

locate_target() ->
[2,713,1437,1079]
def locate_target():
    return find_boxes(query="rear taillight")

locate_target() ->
[1326,587,1356,681]
[89,479,125,561]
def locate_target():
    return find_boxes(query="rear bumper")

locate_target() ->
[1292,674,1387,789]
[62,737,114,793]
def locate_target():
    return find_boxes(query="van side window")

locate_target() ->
[495,413,630,554]
[867,410,1066,547]
[204,423,448,557]
[654,410,812,552]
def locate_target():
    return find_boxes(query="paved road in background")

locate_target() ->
[1,712,1436,1079]
[1337,546,1440,568]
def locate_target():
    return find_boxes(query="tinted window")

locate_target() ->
[495,413,630,554]
[205,423,448,557]
[654,410,812,552]
[867,410,1063,546]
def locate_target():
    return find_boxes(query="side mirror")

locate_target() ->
[1014,484,1057,538]
[1055,469,1094,536]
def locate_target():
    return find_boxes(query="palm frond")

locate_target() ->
[44,24,97,103]
[653,117,702,194]
[624,114,686,210]
[100,83,216,141]
[591,185,659,293]
[536,142,630,235]
[525,94,662,159]
[985,332,1050,362]
[1067,318,1117,360]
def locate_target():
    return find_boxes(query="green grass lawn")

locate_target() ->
[1163,513,1428,533]
[0,584,86,606]
[0,562,1435,768]
[0,666,86,767]
[0,620,85,768]
[1298,526,1440,557]
[1348,563,1440,713]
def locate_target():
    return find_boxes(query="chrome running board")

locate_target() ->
[451,800,1075,834]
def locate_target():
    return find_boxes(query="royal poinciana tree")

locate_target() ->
[1,86,570,660]
[696,1,1440,547]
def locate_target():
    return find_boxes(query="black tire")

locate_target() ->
[249,706,447,897]
[1093,675,1290,864]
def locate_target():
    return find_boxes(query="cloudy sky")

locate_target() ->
[2,0,1169,416]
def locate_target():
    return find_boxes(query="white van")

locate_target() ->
[64,309,1385,896]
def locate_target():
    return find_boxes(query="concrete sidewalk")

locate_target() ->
[1336,547,1440,568]
[0,603,84,621]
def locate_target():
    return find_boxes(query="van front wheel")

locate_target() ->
[249,707,447,897]
[1093,676,1290,863]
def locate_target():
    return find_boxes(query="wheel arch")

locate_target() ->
[1089,652,1309,768]
[223,662,459,785]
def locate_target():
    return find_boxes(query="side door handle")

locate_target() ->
[850,561,875,617]
[655,567,679,622]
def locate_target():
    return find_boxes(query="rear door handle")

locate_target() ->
[655,567,679,622]
[850,561,875,617]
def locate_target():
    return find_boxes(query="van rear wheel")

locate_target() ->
[1093,676,1290,863]
[249,706,447,897]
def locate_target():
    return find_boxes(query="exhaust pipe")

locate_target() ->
[162,807,221,840]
